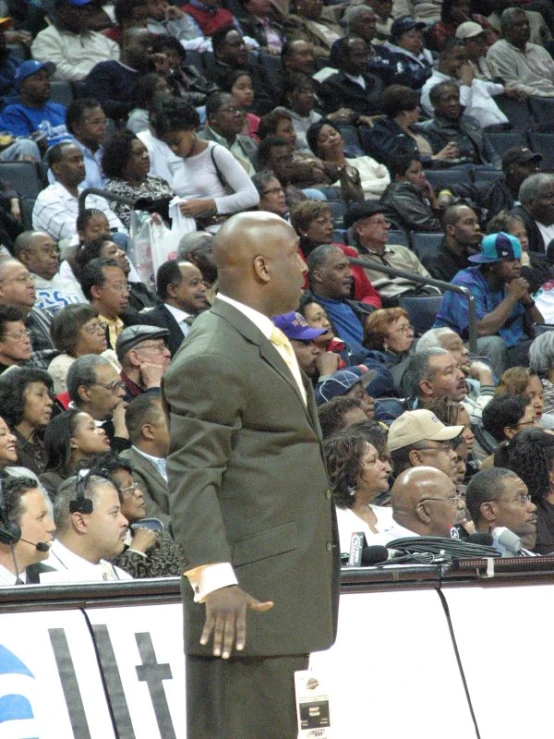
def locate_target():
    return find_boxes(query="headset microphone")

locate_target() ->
[20,538,50,553]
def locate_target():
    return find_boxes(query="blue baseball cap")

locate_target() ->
[14,60,56,88]
[468,232,522,264]
[390,16,426,42]
[317,365,376,403]
[272,311,327,341]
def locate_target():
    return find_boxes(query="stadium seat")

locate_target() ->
[529,97,554,133]
[387,229,410,248]
[485,131,527,158]
[20,197,36,230]
[410,232,443,261]
[327,199,346,227]
[534,323,554,335]
[528,132,554,169]
[424,168,471,191]
[474,169,506,185]
[334,122,364,157]
[494,95,534,133]
[399,295,443,335]
[49,80,74,107]
[0,162,45,199]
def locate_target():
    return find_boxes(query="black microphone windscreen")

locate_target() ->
[466,532,494,547]
[35,542,50,553]
[361,544,389,566]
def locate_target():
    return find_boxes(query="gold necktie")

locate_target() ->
[270,327,307,404]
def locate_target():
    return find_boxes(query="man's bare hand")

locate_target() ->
[506,276,530,301]
[200,585,273,659]
[316,351,340,376]
[139,361,165,388]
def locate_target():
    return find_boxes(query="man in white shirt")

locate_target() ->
[41,472,131,582]
[145,259,208,355]
[31,0,120,82]
[120,394,171,527]
[13,230,81,313]
[32,141,126,243]
[384,466,467,543]
[0,476,56,586]
[421,37,508,129]
[466,467,538,553]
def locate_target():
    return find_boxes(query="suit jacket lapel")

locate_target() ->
[212,300,318,429]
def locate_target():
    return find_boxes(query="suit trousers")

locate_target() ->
[186,653,309,739]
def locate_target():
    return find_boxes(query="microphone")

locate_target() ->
[466,532,494,547]
[20,538,50,552]
[360,544,389,566]
[0,526,50,552]
[491,526,522,556]
[347,531,367,567]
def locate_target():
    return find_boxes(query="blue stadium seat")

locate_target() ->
[0,162,45,199]
[21,197,36,230]
[424,168,471,191]
[387,229,410,248]
[528,132,554,169]
[410,232,443,261]
[485,131,527,158]
[474,169,506,185]
[529,97,554,132]
[334,122,364,157]
[49,80,73,107]
[327,199,346,227]
[399,295,443,335]
[494,95,534,133]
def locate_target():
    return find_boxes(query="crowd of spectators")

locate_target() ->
[4,0,554,586]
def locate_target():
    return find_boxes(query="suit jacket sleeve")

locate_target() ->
[164,349,246,567]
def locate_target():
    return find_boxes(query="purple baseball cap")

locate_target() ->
[272,311,327,341]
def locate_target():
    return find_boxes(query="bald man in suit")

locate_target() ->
[163,212,339,739]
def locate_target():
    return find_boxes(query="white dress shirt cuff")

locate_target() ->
[186,563,238,602]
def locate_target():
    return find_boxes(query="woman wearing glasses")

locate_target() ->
[0,305,32,376]
[39,409,111,501]
[97,453,184,578]
[362,307,415,368]
[0,368,54,475]
[324,429,395,554]
[48,304,120,395]
[496,366,554,429]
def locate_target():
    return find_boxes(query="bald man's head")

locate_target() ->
[213,212,306,317]
[391,467,464,537]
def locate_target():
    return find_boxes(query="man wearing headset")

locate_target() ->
[40,471,131,582]
[0,476,56,585]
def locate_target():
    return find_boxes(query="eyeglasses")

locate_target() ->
[220,106,242,115]
[0,274,36,284]
[91,380,125,392]
[416,442,455,453]
[120,482,141,497]
[420,493,463,505]
[390,323,414,335]
[2,329,31,341]
[512,419,539,429]
[262,187,285,196]
[496,494,533,505]
[133,341,168,354]
[82,322,105,335]
[84,117,107,126]
[108,283,129,294]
